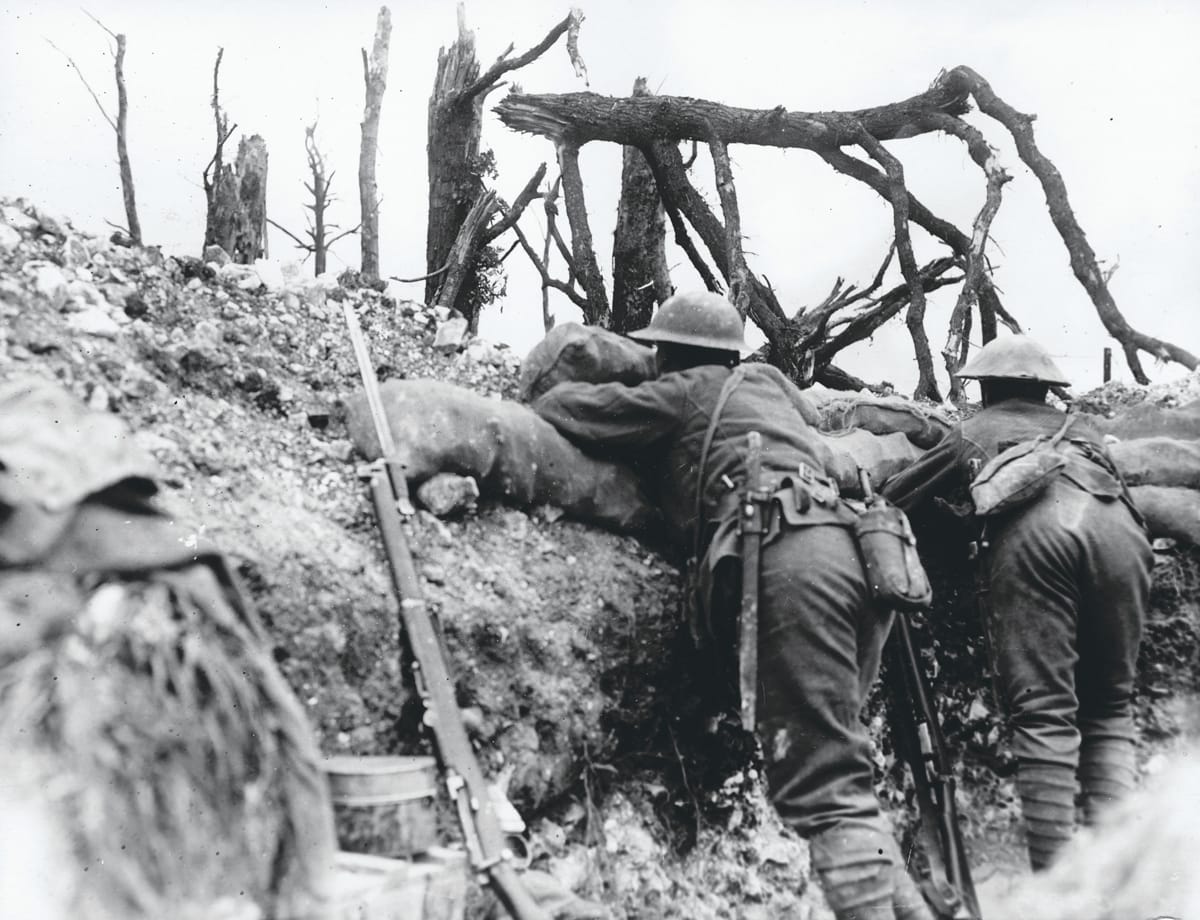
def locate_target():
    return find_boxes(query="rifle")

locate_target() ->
[342,303,549,920]
[858,471,981,920]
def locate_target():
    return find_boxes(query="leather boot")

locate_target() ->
[810,822,900,920]
[1016,763,1077,870]
[1078,736,1136,826]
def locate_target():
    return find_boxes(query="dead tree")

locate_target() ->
[425,5,586,327]
[496,66,1197,394]
[266,122,360,275]
[610,78,672,333]
[202,49,268,263]
[48,13,142,244]
[359,6,391,283]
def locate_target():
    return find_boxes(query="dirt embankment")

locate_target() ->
[2,198,1197,918]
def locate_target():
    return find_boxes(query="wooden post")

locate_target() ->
[1103,347,1112,383]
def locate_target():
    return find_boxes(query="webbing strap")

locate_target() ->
[691,366,748,561]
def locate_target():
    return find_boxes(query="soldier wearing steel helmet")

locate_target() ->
[534,291,934,920]
[883,334,1152,871]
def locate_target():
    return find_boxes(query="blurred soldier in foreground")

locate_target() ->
[883,336,1152,870]
[533,292,932,920]
[0,378,337,920]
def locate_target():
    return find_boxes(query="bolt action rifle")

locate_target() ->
[342,303,549,920]
[858,471,982,920]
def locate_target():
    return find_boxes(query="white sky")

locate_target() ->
[3,0,1198,394]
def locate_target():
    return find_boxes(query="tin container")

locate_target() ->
[325,755,439,859]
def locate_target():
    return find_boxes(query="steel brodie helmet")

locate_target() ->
[957,334,1070,387]
[628,290,746,352]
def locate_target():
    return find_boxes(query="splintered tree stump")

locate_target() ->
[611,78,670,334]
[208,135,269,265]
[426,10,487,306]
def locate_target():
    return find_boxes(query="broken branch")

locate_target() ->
[949,64,1197,382]
[707,132,751,317]
[483,162,548,244]
[495,76,971,149]
[855,127,941,401]
[557,141,609,323]
[461,9,578,101]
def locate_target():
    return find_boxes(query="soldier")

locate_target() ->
[882,335,1152,871]
[533,292,932,920]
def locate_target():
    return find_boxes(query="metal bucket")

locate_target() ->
[325,756,439,859]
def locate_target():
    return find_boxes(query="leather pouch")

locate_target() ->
[853,499,932,611]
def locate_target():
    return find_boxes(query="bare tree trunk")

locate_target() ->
[611,78,670,334]
[233,136,268,263]
[112,34,141,244]
[48,16,142,244]
[426,7,486,305]
[496,79,970,149]
[557,142,609,324]
[359,6,391,283]
[426,5,583,314]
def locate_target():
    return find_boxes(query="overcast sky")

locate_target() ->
[3,0,1197,394]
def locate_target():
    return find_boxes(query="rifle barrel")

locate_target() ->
[343,301,398,459]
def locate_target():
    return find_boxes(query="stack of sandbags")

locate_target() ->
[344,378,659,534]
[518,321,655,403]
[1096,399,1200,545]
[517,325,929,499]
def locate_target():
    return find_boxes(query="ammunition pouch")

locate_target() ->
[852,498,932,612]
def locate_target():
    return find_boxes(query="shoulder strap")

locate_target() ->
[1048,409,1076,447]
[692,366,747,559]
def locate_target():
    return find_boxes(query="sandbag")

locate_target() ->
[1129,485,1200,545]
[518,322,656,403]
[1090,398,1200,441]
[344,379,658,533]
[814,428,922,495]
[1109,438,1200,489]
[818,395,952,449]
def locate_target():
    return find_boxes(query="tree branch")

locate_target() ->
[815,145,1021,340]
[948,64,1198,382]
[390,264,450,284]
[460,9,579,102]
[483,162,548,244]
[707,132,751,317]
[512,220,589,310]
[855,127,941,401]
[918,112,1012,400]
[46,38,117,132]
[495,75,971,148]
[557,141,609,323]
[266,216,313,252]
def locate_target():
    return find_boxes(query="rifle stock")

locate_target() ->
[885,613,981,920]
[346,304,549,920]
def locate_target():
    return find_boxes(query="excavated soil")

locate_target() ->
[3,198,1198,918]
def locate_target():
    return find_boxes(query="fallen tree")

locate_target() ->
[494,66,1196,395]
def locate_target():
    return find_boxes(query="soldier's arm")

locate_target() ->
[532,377,684,451]
[880,428,968,513]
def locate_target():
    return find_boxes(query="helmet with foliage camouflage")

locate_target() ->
[628,291,746,353]
[956,335,1070,386]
